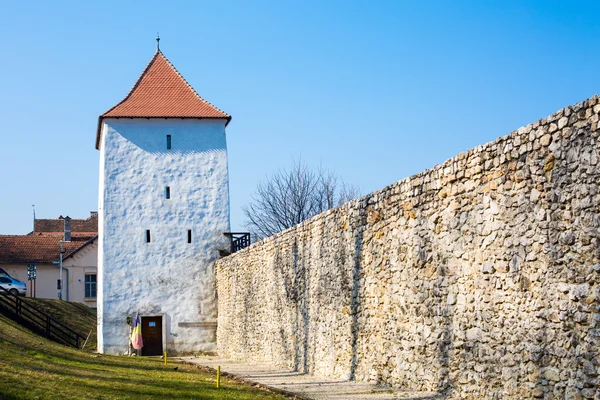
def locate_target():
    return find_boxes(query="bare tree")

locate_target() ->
[243,159,360,239]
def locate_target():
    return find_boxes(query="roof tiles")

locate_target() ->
[96,50,230,149]
[33,214,98,234]
[0,235,97,264]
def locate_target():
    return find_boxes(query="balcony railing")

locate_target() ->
[223,232,251,254]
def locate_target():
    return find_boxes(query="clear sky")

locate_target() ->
[1,0,599,234]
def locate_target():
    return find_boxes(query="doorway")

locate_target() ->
[141,316,163,356]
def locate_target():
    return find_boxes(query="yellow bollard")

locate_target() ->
[216,366,221,388]
[164,351,167,366]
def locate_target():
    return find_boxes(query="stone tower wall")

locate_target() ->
[98,118,230,355]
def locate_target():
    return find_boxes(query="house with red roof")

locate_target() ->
[0,213,98,307]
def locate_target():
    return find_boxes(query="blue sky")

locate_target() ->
[1,0,599,234]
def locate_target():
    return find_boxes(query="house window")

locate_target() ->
[85,274,97,298]
[166,135,172,150]
[188,230,192,243]
[165,186,171,199]
[146,230,151,243]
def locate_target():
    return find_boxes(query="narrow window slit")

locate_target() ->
[166,135,172,149]
[146,230,151,243]
[165,186,171,199]
[187,230,192,244]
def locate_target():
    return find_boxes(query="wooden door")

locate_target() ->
[141,316,163,356]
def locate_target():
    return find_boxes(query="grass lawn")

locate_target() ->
[0,303,288,400]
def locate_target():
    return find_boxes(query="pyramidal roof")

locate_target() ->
[96,50,230,149]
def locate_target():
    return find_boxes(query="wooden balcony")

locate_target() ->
[223,232,251,255]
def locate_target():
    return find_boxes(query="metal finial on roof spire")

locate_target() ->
[156,33,160,51]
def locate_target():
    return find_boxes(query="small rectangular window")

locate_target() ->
[187,230,192,243]
[166,135,172,150]
[165,186,171,199]
[85,274,97,298]
[146,230,151,243]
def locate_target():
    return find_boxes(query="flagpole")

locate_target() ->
[128,324,132,355]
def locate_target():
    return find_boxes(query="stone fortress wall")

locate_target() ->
[215,96,600,399]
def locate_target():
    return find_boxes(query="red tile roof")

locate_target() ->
[33,214,98,234]
[30,232,97,238]
[96,50,230,149]
[0,235,97,264]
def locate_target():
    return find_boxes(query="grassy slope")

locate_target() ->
[24,298,98,350]
[0,302,287,400]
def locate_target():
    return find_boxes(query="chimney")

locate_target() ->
[64,216,72,242]
[90,211,98,218]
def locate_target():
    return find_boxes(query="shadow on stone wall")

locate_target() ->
[273,247,293,366]
[420,193,452,396]
[349,203,366,381]
[436,260,452,396]
[293,239,311,373]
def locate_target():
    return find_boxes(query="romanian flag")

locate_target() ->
[131,314,143,350]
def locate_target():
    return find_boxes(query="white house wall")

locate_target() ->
[98,118,230,355]
[2,263,57,299]
[2,241,97,306]
[64,241,98,308]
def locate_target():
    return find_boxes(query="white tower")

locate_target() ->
[96,46,231,355]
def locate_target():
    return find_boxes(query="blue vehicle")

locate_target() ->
[0,276,26,296]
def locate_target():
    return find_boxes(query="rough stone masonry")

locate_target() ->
[215,96,600,399]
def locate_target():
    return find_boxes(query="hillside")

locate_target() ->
[24,298,97,351]
[0,305,287,399]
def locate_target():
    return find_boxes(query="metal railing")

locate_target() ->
[223,232,251,254]
[0,286,86,348]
